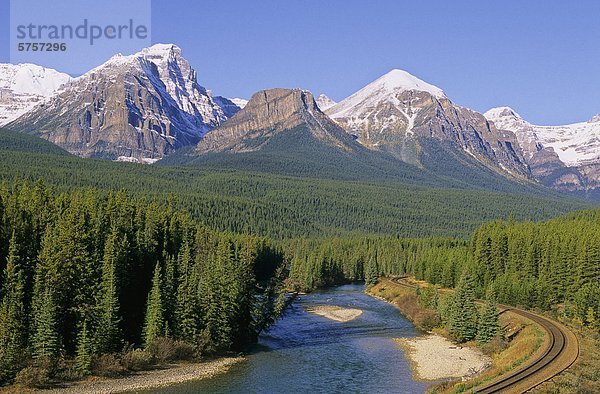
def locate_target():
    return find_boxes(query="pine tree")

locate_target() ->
[365,257,379,286]
[418,286,439,309]
[143,262,165,348]
[449,272,478,343]
[175,240,200,341]
[163,253,177,337]
[95,228,123,354]
[31,282,60,362]
[199,239,235,352]
[254,264,288,335]
[215,239,237,349]
[477,287,501,344]
[35,208,94,357]
[473,233,492,285]
[230,238,259,347]
[75,320,93,374]
[490,231,508,282]
[0,233,27,382]
[575,237,600,290]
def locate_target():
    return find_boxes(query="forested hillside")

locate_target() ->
[287,210,600,332]
[161,126,533,195]
[0,129,590,239]
[0,180,287,384]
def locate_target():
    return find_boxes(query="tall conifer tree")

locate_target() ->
[449,272,478,343]
[95,227,123,353]
[143,262,166,347]
[477,286,500,343]
[0,233,27,382]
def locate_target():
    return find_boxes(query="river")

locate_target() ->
[157,284,427,393]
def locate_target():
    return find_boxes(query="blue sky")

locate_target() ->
[1,0,599,125]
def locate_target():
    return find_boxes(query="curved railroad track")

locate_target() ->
[474,306,578,393]
[388,278,579,393]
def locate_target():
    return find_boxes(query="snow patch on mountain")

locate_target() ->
[316,94,336,110]
[485,106,600,167]
[399,107,420,136]
[589,114,600,123]
[230,98,248,109]
[0,63,72,125]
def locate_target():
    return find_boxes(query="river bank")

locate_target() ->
[1,357,244,394]
[395,334,490,380]
[367,278,548,393]
[366,279,490,382]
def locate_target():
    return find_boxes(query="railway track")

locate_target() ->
[474,306,578,393]
[388,277,579,393]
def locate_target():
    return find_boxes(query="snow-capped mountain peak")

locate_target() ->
[325,72,528,178]
[8,43,239,161]
[76,43,226,128]
[484,107,541,161]
[0,63,72,125]
[485,106,600,167]
[484,107,528,133]
[85,44,181,75]
[316,94,336,110]
[1,63,72,96]
[374,69,445,98]
[140,43,180,56]
[327,69,445,120]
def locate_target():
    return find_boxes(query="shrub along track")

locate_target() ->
[389,278,579,393]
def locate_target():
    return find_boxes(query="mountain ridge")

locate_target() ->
[0,63,72,125]
[2,46,598,199]
[485,106,600,195]
[6,44,240,162]
[195,88,359,154]
[326,69,530,180]
[163,86,562,197]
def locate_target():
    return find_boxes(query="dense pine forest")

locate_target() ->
[0,129,591,239]
[287,210,600,333]
[0,180,287,385]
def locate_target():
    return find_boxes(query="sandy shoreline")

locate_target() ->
[306,305,363,322]
[396,335,490,381]
[37,357,243,393]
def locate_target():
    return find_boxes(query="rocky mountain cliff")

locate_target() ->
[195,88,359,154]
[7,44,239,162]
[0,63,72,125]
[326,70,529,178]
[485,107,600,194]
[155,86,537,194]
